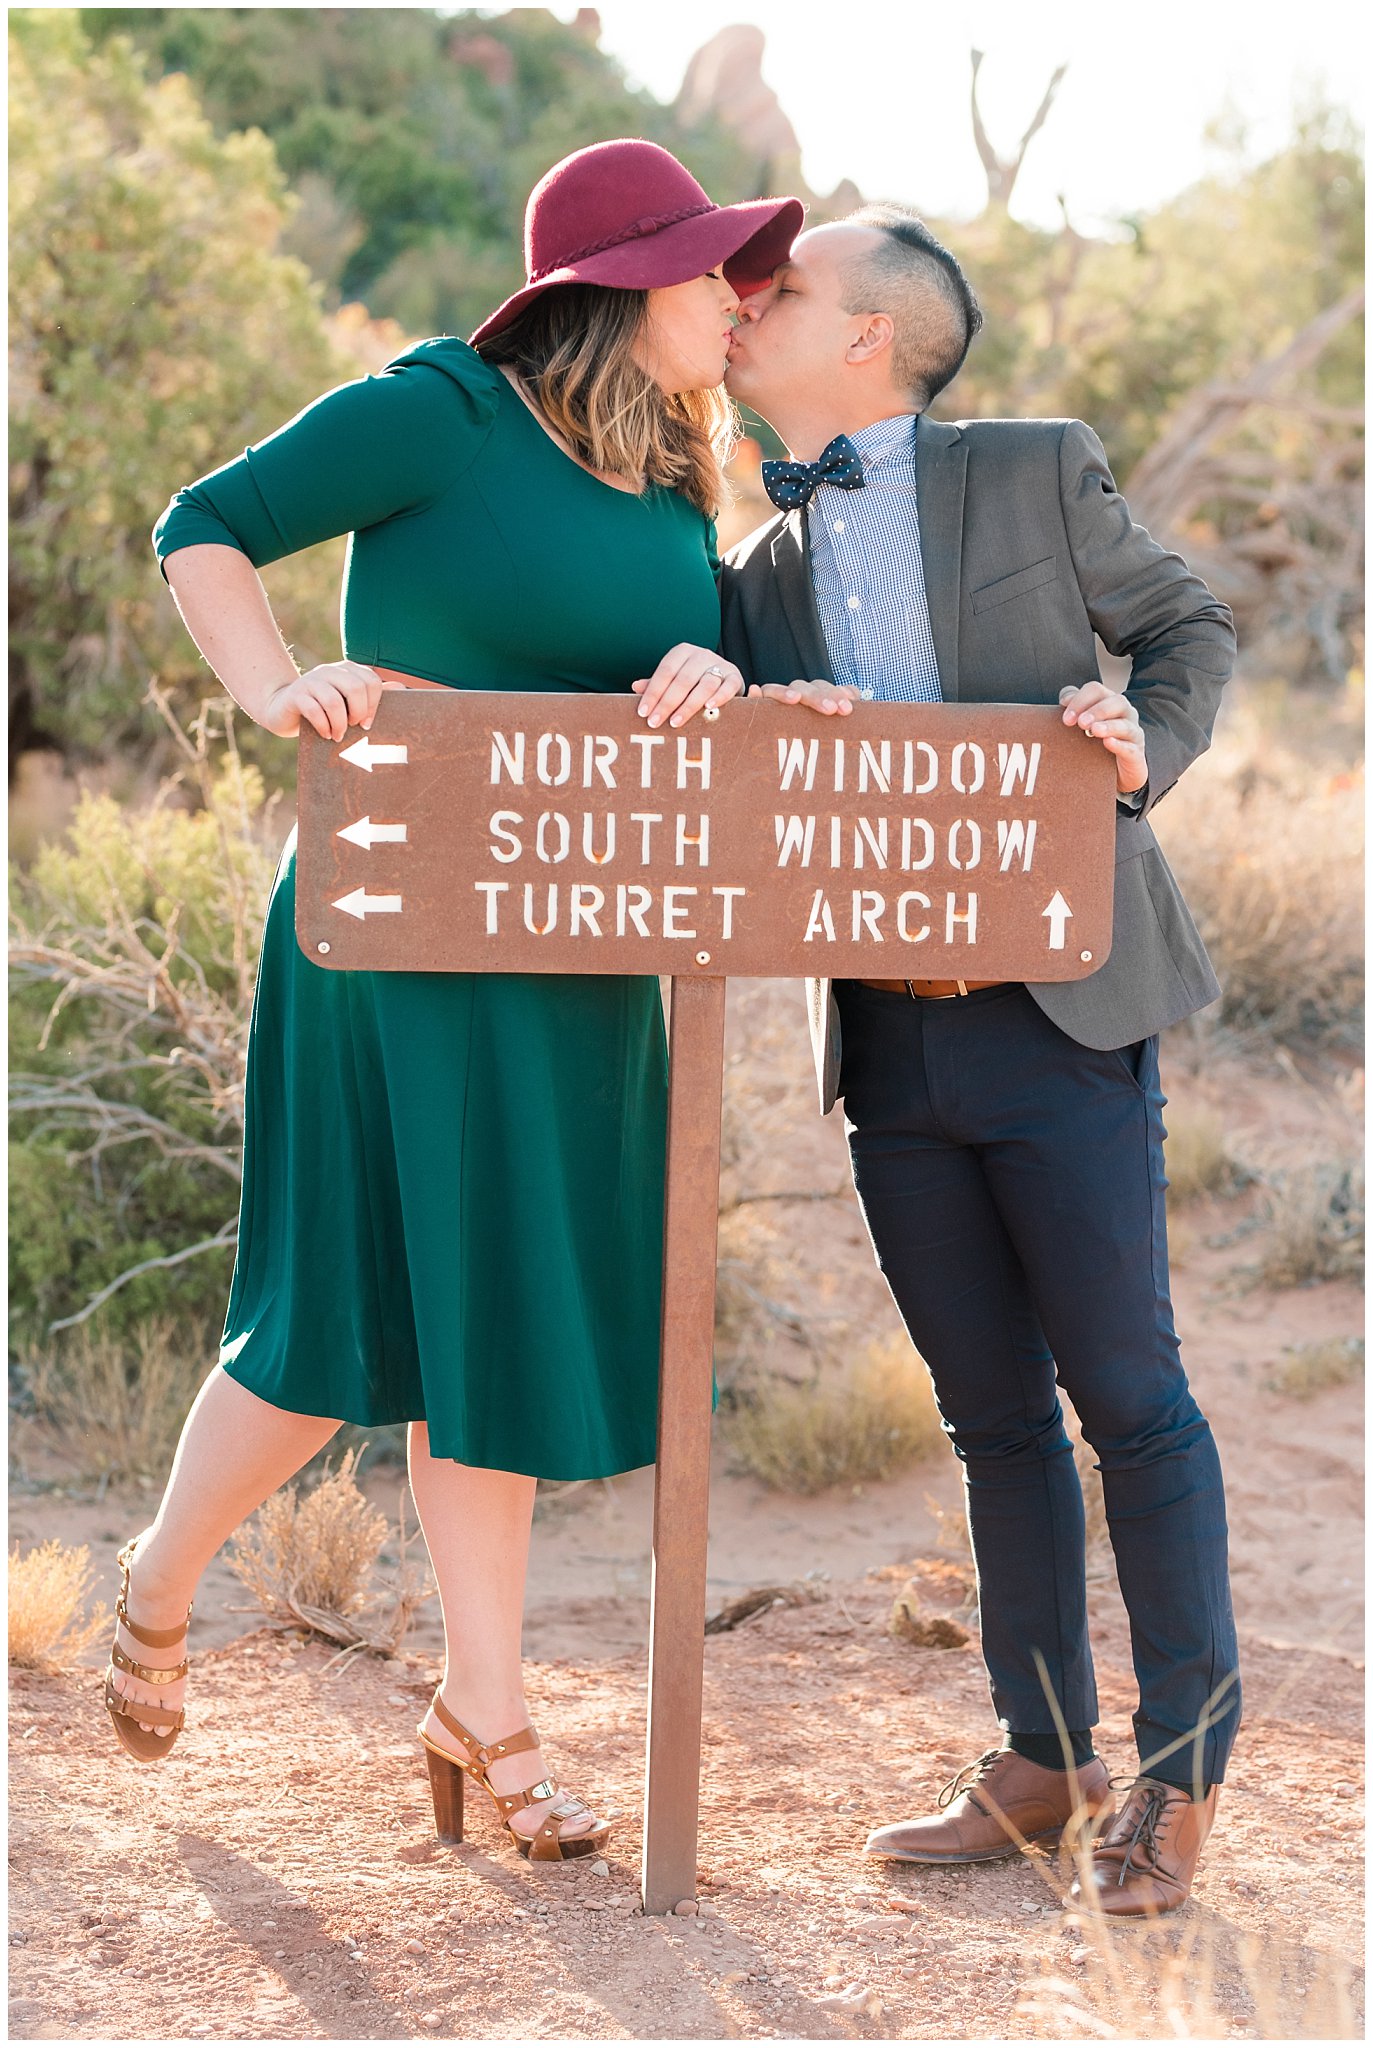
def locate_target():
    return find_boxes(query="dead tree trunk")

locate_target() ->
[970,50,1067,212]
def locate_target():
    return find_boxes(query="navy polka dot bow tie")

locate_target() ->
[761,433,867,511]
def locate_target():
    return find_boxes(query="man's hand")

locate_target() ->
[757,678,865,716]
[632,644,745,727]
[1059,681,1147,794]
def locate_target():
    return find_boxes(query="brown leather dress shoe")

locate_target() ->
[1069,1777,1218,1916]
[865,1746,1115,1864]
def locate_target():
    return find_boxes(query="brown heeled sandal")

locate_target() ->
[102,1532,192,1762]
[417,1690,611,1862]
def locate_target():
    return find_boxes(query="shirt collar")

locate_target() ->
[845,410,919,473]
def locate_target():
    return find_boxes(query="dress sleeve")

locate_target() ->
[151,339,501,581]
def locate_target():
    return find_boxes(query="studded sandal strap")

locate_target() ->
[115,1594,191,1650]
[110,1640,189,1684]
[493,1774,560,1816]
[523,1792,601,1861]
[104,1678,185,1733]
[427,1692,540,1769]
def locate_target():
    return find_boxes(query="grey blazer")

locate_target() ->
[719,415,1237,1113]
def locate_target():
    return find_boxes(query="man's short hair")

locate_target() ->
[840,205,983,407]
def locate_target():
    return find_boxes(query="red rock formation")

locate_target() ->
[675,24,860,216]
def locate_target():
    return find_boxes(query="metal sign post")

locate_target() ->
[295,688,1116,1911]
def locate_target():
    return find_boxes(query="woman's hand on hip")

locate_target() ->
[261,661,406,741]
[632,644,745,727]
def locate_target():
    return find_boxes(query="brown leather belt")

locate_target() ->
[853,977,1007,999]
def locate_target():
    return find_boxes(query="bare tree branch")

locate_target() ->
[1127,286,1365,531]
[970,49,1068,211]
[46,1219,239,1334]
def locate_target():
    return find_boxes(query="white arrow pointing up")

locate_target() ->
[339,735,408,772]
[336,816,408,850]
[1042,890,1073,949]
[333,886,403,920]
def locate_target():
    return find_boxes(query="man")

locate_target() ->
[719,206,1240,1917]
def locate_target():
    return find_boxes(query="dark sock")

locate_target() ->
[1004,1728,1096,1771]
[1141,1764,1213,1799]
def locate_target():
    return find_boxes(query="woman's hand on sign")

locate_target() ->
[262,661,406,742]
[632,645,746,728]
[1059,681,1148,794]
[757,678,864,716]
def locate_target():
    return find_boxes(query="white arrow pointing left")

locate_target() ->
[1042,890,1073,949]
[339,735,408,772]
[333,887,403,920]
[336,816,408,850]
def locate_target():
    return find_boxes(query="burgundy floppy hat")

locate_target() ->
[468,137,804,347]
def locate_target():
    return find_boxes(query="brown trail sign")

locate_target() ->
[295,690,1117,1911]
[297,692,1115,980]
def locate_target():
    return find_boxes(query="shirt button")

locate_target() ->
[847,595,861,611]
[833,519,845,534]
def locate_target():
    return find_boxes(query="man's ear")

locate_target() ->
[845,312,896,367]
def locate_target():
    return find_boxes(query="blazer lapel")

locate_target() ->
[769,511,833,681]
[915,415,968,701]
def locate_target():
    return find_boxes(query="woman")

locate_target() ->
[106,138,801,1863]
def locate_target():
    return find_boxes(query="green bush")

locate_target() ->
[9,9,349,768]
[9,696,278,1348]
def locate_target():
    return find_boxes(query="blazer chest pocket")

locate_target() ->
[970,554,1059,614]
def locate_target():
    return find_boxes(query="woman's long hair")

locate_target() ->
[474,282,736,518]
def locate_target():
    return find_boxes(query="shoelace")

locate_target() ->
[936,1747,1004,1811]
[1103,1775,1172,1886]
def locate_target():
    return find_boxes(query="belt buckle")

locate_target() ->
[905,979,969,1000]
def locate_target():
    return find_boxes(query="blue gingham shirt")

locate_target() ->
[806,411,943,703]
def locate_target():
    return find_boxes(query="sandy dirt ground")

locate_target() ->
[8,985,1365,2041]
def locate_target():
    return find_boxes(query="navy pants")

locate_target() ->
[834,979,1241,1787]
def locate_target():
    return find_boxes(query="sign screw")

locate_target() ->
[702,705,721,721]
[1080,950,1092,963]
[694,951,711,966]
[317,942,331,955]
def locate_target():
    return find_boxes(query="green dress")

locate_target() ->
[153,338,720,1478]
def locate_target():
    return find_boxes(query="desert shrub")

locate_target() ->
[16,1316,211,1485]
[1155,736,1363,1048]
[1265,1336,1365,1397]
[1252,1161,1364,1288]
[226,1445,433,1655]
[9,695,279,1346]
[9,8,349,769]
[1163,1101,1244,1203]
[724,1332,944,1495]
[8,1539,107,1669]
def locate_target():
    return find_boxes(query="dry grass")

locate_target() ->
[1251,1160,1364,1287]
[1072,1432,1115,1576]
[18,1316,210,1484]
[226,1446,435,1659]
[1018,1911,1360,2040]
[1163,1100,1243,1203]
[1154,701,1363,1049]
[724,1331,944,1494]
[923,1488,974,1559]
[1265,1335,1365,1398]
[8,1539,107,1670]
[887,1589,971,1648]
